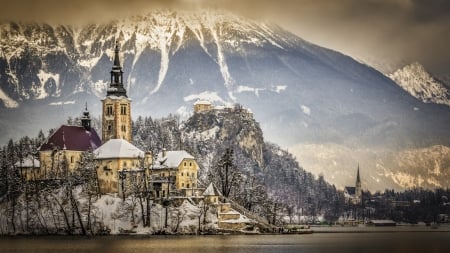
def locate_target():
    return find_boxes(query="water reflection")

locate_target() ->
[1,233,450,253]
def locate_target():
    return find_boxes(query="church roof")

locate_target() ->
[203,183,221,196]
[154,150,194,169]
[94,139,144,159]
[344,186,356,195]
[39,125,101,152]
[14,156,40,168]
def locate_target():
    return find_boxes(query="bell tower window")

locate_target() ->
[106,105,113,116]
[121,105,127,115]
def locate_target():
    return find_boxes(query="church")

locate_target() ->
[34,43,201,200]
[344,165,362,205]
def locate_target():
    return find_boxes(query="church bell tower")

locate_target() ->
[101,42,132,143]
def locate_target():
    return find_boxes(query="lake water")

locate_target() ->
[1,232,450,253]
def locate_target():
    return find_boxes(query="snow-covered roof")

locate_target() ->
[94,139,144,159]
[203,183,221,196]
[14,156,40,168]
[101,96,131,101]
[194,100,212,105]
[154,150,194,169]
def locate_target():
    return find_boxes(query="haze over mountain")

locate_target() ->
[0,10,449,191]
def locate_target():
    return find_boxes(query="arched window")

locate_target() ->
[70,156,74,163]
[187,183,190,188]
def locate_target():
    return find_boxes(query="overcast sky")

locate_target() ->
[1,0,449,76]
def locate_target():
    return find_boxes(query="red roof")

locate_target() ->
[39,125,102,152]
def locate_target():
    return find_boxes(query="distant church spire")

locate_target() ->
[355,164,362,204]
[356,163,361,184]
[107,41,127,97]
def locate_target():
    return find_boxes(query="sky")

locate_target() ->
[1,0,449,77]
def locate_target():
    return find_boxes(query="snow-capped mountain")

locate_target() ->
[388,62,450,107]
[1,10,449,190]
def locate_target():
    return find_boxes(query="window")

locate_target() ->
[123,161,127,167]
[120,104,127,115]
[108,124,113,131]
[184,162,187,167]
[181,172,184,176]
[162,173,165,177]
[187,183,190,188]
[70,156,74,163]
[189,162,192,167]
[121,125,126,132]
[182,183,184,187]
[106,105,113,116]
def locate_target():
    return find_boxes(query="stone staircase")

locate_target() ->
[219,196,276,232]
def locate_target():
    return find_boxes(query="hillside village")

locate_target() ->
[1,44,449,236]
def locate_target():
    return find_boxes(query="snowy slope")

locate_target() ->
[388,62,450,107]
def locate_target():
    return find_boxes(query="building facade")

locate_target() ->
[193,100,213,113]
[94,139,151,195]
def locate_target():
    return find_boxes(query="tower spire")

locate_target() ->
[107,41,127,97]
[113,41,121,67]
[356,163,361,184]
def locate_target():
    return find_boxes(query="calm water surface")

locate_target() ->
[1,233,450,253]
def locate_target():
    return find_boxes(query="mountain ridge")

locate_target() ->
[1,10,449,190]
[388,62,450,107]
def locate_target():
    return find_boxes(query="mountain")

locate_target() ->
[388,62,450,107]
[1,10,449,191]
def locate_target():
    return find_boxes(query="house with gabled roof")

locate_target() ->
[151,149,200,198]
[15,156,40,181]
[94,139,151,195]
